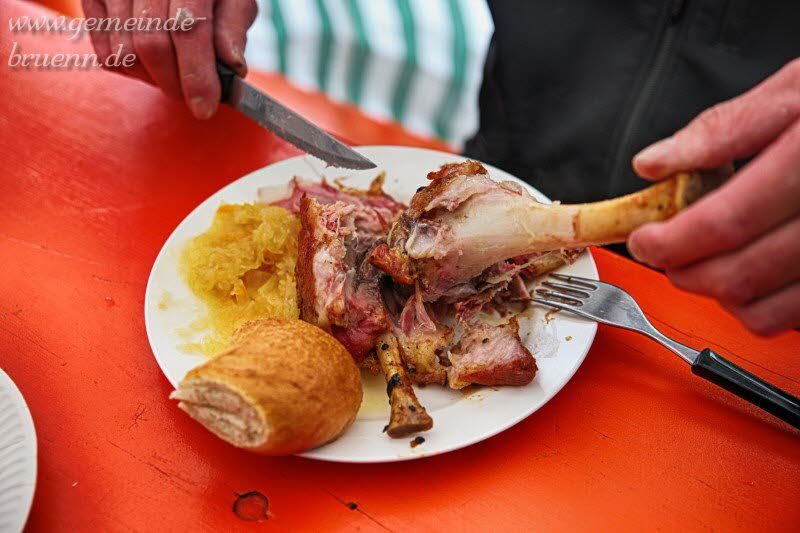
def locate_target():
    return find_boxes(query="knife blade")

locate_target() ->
[217,62,377,170]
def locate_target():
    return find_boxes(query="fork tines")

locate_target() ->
[548,273,599,289]
[533,289,584,307]
[540,281,592,297]
[534,274,598,308]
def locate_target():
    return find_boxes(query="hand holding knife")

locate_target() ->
[216,62,377,170]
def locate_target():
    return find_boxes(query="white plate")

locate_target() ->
[145,146,597,463]
[0,368,37,533]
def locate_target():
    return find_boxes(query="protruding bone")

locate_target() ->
[375,332,433,438]
[395,168,727,300]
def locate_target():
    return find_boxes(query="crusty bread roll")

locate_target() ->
[170,318,362,455]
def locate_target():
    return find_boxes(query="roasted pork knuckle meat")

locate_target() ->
[268,161,724,437]
[372,161,726,302]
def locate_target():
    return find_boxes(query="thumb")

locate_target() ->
[632,59,800,180]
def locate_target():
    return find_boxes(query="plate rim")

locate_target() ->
[144,145,597,463]
[0,367,38,532]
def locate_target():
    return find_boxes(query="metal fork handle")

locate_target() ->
[644,329,699,364]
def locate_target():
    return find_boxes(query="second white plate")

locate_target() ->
[0,368,37,532]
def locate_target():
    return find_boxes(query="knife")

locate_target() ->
[217,62,377,170]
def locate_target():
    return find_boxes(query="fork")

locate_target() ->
[534,273,800,430]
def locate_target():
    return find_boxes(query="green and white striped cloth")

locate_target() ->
[246,0,493,148]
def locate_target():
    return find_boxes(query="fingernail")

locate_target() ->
[189,97,215,120]
[232,46,248,77]
[627,232,649,264]
[634,136,675,168]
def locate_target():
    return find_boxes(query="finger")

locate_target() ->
[169,0,220,119]
[104,0,152,81]
[132,0,182,99]
[105,0,134,59]
[82,0,115,67]
[214,0,257,77]
[633,59,800,180]
[666,215,800,306]
[727,281,800,336]
[629,118,800,269]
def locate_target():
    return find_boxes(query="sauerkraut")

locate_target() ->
[180,203,300,355]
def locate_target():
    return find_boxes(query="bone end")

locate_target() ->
[376,333,434,438]
[675,167,731,209]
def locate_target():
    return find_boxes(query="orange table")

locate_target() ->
[1,2,798,531]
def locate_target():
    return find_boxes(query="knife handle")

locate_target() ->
[691,348,800,429]
[217,61,236,103]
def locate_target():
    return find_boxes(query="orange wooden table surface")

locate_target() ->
[2,2,798,531]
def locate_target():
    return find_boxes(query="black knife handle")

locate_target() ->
[691,348,800,429]
[217,61,236,103]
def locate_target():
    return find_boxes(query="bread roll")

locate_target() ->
[170,318,362,455]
